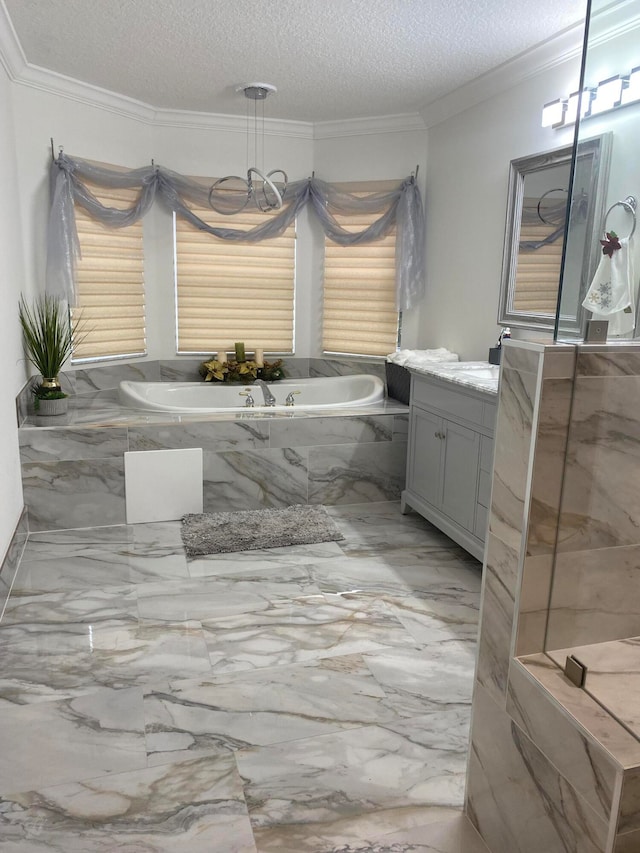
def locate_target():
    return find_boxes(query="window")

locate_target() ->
[322,182,399,358]
[72,179,146,361]
[512,196,564,316]
[175,195,296,354]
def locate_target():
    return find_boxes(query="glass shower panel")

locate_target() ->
[555,0,640,342]
[545,0,640,742]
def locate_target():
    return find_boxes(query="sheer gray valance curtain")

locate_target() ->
[47,153,425,311]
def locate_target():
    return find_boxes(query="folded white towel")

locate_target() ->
[582,236,636,337]
[387,348,459,366]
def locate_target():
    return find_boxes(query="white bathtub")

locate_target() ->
[119,374,386,413]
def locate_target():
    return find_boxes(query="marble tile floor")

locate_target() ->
[0,501,488,852]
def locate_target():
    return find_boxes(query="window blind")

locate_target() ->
[175,200,296,354]
[322,183,399,358]
[72,181,146,361]
[512,198,564,315]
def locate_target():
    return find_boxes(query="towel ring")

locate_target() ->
[537,188,568,226]
[603,195,637,239]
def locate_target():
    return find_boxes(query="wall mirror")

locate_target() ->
[498,134,611,332]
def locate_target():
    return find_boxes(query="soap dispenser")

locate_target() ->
[489,327,510,365]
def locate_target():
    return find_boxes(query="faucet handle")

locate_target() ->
[239,389,255,407]
[285,390,301,406]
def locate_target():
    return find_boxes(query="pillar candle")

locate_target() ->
[235,342,246,363]
[254,348,264,367]
[216,350,227,364]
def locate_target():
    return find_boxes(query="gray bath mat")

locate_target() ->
[181,504,345,557]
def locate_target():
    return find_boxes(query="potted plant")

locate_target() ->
[18,294,82,416]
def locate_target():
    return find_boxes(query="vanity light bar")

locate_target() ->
[621,65,640,105]
[541,70,639,128]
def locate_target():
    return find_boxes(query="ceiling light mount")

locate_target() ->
[236,82,278,100]
[209,82,288,215]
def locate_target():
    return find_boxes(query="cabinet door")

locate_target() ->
[407,407,443,508]
[441,420,480,531]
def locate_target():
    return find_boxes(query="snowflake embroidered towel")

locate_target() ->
[582,236,636,336]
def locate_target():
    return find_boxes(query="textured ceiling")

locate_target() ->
[4,0,587,121]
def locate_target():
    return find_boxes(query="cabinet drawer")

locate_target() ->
[412,378,484,426]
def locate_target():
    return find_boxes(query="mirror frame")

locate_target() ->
[497,134,611,333]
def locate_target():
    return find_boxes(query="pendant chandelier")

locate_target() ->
[208,83,288,215]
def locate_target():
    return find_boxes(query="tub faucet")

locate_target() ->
[255,379,276,407]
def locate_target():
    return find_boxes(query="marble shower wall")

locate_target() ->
[466,341,604,853]
[473,342,575,706]
[468,341,640,853]
[546,348,640,649]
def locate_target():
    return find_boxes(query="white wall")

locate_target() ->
[0,60,26,560]
[11,87,155,308]
[418,63,580,360]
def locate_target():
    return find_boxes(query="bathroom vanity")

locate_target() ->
[401,364,498,561]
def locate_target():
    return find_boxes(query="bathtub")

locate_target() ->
[119,374,386,413]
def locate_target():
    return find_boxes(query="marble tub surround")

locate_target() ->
[19,385,408,529]
[0,501,486,851]
[15,355,384,426]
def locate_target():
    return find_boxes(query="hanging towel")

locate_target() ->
[582,236,636,336]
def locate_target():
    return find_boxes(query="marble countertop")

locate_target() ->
[404,360,500,395]
[20,388,409,430]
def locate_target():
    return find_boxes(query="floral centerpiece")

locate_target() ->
[198,354,286,383]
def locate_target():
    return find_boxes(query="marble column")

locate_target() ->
[467,341,640,852]
[466,340,607,853]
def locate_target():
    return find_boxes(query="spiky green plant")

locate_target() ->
[18,295,82,385]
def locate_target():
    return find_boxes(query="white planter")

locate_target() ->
[36,396,68,416]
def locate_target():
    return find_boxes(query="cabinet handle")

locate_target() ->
[434,431,446,440]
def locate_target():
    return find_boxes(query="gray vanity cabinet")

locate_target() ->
[401,373,496,561]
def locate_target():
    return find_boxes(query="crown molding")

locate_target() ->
[0,7,311,133]
[420,1,640,129]
[586,0,640,52]
[2,0,638,137]
[14,62,159,123]
[152,108,313,138]
[0,6,423,140]
[419,23,586,129]
[0,0,26,78]
[313,113,427,139]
